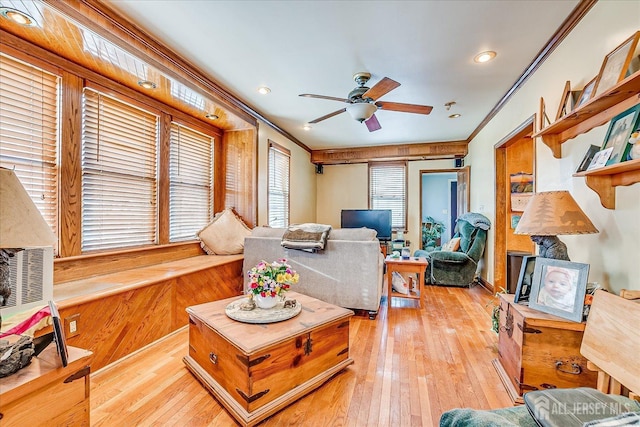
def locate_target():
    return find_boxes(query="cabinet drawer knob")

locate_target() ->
[555,361,581,375]
[209,352,218,365]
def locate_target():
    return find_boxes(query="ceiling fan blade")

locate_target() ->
[365,114,381,132]
[362,77,400,101]
[299,94,350,103]
[309,108,347,124]
[375,101,433,115]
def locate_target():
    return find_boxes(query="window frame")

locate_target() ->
[368,161,408,231]
[267,140,291,228]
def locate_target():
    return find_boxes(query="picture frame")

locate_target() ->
[514,255,536,304]
[574,77,596,109]
[586,147,613,171]
[555,81,571,120]
[601,103,640,166]
[575,144,601,173]
[593,31,640,98]
[529,258,589,322]
[48,300,69,367]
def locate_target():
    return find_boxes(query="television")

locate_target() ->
[340,209,392,241]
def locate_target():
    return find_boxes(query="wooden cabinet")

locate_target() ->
[0,342,92,426]
[533,70,640,209]
[493,294,597,404]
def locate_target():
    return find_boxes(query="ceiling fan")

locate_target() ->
[299,72,433,132]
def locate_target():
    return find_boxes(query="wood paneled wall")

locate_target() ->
[57,258,243,370]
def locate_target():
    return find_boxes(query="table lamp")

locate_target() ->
[514,191,598,261]
[0,167,56,329]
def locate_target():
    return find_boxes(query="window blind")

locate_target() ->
[169,123,213,242]
[82,88,158,251]
[369,163,406,229]
[268,143,290,228]
[0,53,59,240]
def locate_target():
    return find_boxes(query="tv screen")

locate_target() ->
[340,209,392,241]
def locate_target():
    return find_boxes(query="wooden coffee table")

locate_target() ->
[183,291,354,427]
[385,256,429,307]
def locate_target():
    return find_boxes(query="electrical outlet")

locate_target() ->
[64,314,80,338]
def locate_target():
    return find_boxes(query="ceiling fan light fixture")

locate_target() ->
[474,51,496,63]
[346,103,377,122]
[303,124,312,131]
[449,113,461,119]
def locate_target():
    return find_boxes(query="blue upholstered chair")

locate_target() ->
[415,212,490,287]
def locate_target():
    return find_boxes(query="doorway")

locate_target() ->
[420,168,468,250]
[494,116,536,293]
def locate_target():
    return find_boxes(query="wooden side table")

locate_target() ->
[385,256,429,308]
[0,340,92,426]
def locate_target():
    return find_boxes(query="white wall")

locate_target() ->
[467,1,640,292]
[316,159,456,252]
[256,122,317,226]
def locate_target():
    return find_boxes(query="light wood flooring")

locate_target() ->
[90,284,512,426]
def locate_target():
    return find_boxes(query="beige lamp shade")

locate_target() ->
[514,190,598,236]
[0,168,56,248]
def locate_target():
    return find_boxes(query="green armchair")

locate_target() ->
[416,213,490,287]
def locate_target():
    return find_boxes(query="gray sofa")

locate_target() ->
[243,227,384,319]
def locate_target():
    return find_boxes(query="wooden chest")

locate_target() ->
[184,291,353,427]
[0,342,92,426]
[494,293,597,404]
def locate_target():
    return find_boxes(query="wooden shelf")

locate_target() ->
[573,158,640,208]
[533,70,640,209]
[533,70,640,159]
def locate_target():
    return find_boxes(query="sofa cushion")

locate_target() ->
[251,226,286,238]
[441,237,461,252]
[329,228,378,241]
[197,208,252,255]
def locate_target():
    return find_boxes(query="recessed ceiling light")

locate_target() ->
[205,113,219,120]
[0,7,37,26]
[137,80,157,89]
[474,51,496,63]
[449,114,461,119]
[258,86,271,95]
[303,124,312,131]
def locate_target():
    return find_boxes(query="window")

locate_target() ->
[169,123,213,242]
[0,53,59,240]
[369,162,407,230]
[268,141,290,228]
[81,89,158,251]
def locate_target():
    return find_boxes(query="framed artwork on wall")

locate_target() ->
[601,104,640,166]
[574,77,597,110]
[593,31,640,98]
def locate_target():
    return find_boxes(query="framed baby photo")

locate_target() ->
[514,255,537,304]
[528,258,589,322]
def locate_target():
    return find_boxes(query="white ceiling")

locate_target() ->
[108,0,581,150]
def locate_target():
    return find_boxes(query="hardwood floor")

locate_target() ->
[90,284,512,426]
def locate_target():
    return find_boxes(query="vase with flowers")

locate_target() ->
[247,259,299,309]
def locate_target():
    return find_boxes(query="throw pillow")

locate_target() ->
[442,237,461,252]
[197,208,252,255]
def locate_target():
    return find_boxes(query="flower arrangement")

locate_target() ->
[247,259,299,298]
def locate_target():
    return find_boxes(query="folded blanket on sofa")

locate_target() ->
[281,223,332,252]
